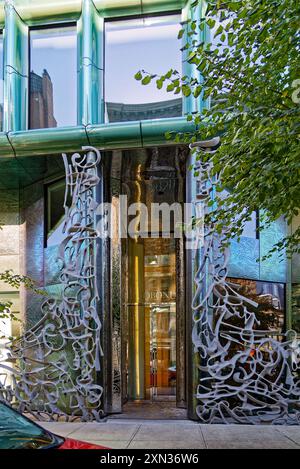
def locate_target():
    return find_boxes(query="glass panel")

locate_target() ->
[227,278,285,331]
[30,26,77,129]
[242,210,258,239]
[127,237,177,400]
[150,301,176,399]
[122,146,185,401]
[46,179,70,247]
[105,14,182,123]
[292,284,300,333]
[0,32,3,131]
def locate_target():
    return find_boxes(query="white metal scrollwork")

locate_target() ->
[191,139,300,424]
[0,146,104,421]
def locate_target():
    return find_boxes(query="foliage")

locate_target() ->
[136,0,300,257]
[0,271,46,340]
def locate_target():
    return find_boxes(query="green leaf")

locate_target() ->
[177,28,184,39]
[182,85,191,97]
[156,79,163,90]
[134,71,142,81]
[206,18,216,29]
[141,76,152,85]
[167,83,175,92]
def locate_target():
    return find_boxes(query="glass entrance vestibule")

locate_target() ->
[127,237,177,401]
[104,145,188,412]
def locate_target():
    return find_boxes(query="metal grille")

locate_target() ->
[0,146,104,421]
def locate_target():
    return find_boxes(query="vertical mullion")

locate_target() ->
[77,0,104,126]
[182,0,208,116]
[3,2,28,132]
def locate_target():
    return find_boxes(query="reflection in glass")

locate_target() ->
[105,15,182,123]
[30,26,77,129]
[292,284,300,333]
[122,146,186,401]
[46,179,71,247]
[0,32,3,131]
[227,278,285,331]
[242,210,258,239]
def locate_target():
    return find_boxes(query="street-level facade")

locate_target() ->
[0,0,299,422]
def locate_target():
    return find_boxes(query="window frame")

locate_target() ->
[103,10,183,124]
[28,22,77,130]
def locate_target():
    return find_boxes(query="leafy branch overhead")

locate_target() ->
[135,0,300,257]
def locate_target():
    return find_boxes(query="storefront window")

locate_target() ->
[227,278,285,331]
[29,25,77,129]
[105,14,182,123]
[0,32,3,131]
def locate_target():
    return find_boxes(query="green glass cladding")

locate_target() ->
[3,2,28,131]
[0,1,186,26]
[78,0,104,126]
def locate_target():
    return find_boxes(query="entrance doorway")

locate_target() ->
[149,303,176,400]
[106,146,188,416]
[126,237,177,402]
[120,147,186,410]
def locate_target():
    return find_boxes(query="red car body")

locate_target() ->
[57,438,108,450]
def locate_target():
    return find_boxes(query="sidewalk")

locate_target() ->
[39,419,300,449]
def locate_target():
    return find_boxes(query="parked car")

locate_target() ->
[0,401,107,449]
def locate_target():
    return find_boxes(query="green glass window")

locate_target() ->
[105,14,182,123]
[29,25,77,129]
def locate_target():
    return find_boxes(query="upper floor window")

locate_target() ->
[105,14,182,123]
[0,31,3,131]
[29,25,77,129]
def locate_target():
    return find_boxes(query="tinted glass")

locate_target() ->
[46,179,70,247]
[30,26,77,129]
[227,278,285,331]
[0,32,3,131]
[292,284,300,333]
[105,15,182,123]
[0,402,61,449]
[242,210,258,239]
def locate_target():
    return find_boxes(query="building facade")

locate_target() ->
[0,0,299,422]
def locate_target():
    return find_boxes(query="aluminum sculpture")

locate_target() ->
[0,146,104,421]
[190,138,300,424]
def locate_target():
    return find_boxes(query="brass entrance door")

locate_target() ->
[149,303,176,400]
[127,237,177,401]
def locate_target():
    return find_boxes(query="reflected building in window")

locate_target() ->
[105,14,182,124]
[106,98,182,123]
[30,69,57,129]
[29,25,77,129]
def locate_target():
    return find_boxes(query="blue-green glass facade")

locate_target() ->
[0,0,298,418]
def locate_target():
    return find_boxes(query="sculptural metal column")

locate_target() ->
[190,139,300,424]
[0,146,104,421]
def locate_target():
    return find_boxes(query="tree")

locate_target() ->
[136,0,300,257]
